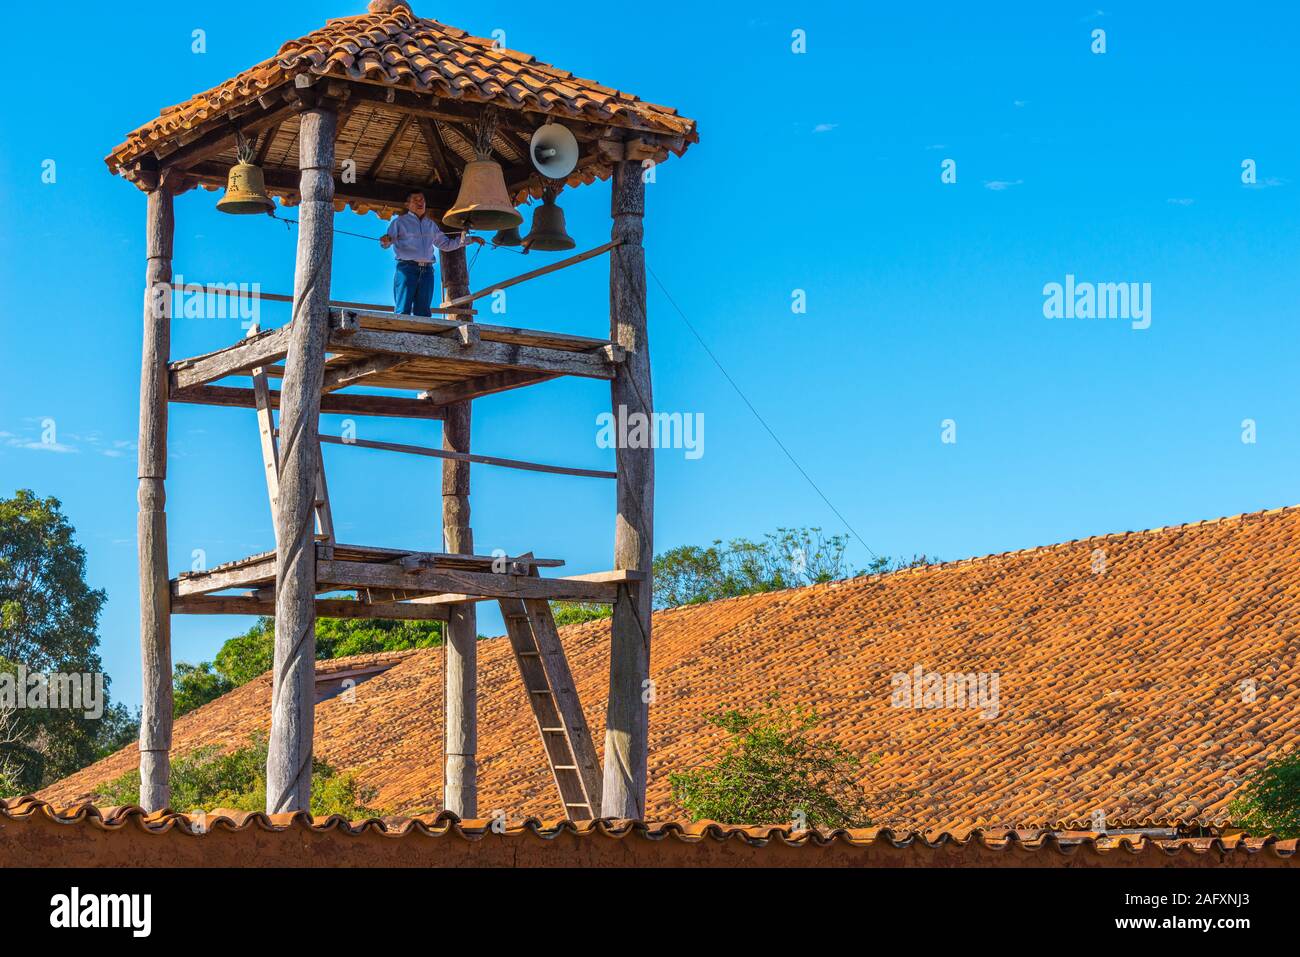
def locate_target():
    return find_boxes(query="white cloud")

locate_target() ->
[5,436,77,454]
[1244,177,1287,190]
[813,123,839,134]
[1167,198,1195,206]
[983,179,1024,191]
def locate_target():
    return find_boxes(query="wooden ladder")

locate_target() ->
[247,324,335,552]
[499,577,602,820]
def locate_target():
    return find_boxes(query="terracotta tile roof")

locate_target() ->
[105,4,697,178]
[38,505,1300,830]
[3,798,1295,867]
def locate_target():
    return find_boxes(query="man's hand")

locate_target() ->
[467,235,486,247]
[379,235,393,249]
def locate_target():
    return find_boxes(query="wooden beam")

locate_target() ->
[267,105,337,816]
[603,161,653,819]
[320,354,409,393]
[316,560,624,603]
[170,385,448,420]
[187,160,458,213]
[342,82,636,141]
[439,244,478,820]
[368,114,414,180]
[157,95,299,171]
[442,241,622,310]
[173,554,279,597]
[337,309,618,356]
[406,569,636,607]
[251,359,281,539]
[173,595,450,622]
[137,178,176,814]
[170,324,293,390]
[254,122,282,166]
[419,370,556,406]
[317,431,616,480]
[172,283,473,317]
[417,116,456,189]
[329,328,616,380]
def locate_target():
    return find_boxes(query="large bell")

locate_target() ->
[444,159,523,231]
[492,226,523,247]
[523,194,576,252]
[216,161,275,215]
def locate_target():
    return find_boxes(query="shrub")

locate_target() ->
[1228,749,1300,838]
[669,698,875,828]
[95,733,384,819]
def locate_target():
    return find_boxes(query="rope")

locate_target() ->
[268,210,532,256]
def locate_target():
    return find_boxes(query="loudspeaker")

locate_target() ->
[530,123,580,180]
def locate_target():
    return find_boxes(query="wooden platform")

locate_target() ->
[171,543,643,620]
[168,309,625,416]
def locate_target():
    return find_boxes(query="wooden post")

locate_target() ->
[137,178,176,812]
[602,160,653,819]
[267,104,337,814]
[440,245,478,818]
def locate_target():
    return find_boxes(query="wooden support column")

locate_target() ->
[440,244,478,817]
[267,103,337,814]
[137,178,176,812]
[602,161,653,819]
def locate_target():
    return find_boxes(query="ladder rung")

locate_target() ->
[565,803,592,809]
[541,727,565,733]
[529,689,552,695]
[554,765,578,771]
[517,651,541,657]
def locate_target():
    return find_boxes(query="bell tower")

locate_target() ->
[110,2,696,820]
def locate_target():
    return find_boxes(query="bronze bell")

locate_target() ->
[444,159,523,231]
[523,194,576,252]
[217,161,275,216]
[492,226,523,247]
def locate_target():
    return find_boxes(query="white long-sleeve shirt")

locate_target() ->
[385,211,466,263]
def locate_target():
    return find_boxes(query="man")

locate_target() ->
[380,190,484,316]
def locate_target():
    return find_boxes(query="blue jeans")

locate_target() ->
[394,261,437,317]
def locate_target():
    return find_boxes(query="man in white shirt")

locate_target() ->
[380,190,485,316]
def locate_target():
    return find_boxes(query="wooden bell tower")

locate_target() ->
[113,2,696,820]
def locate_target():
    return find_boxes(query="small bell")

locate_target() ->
[217,133,275,216]
[492,226,523,247]
[523,191,576,252]
[444,159,523,231]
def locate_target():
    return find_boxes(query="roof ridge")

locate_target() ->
[643,502,1300,615]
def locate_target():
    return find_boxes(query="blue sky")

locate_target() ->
[2,2,1298,709]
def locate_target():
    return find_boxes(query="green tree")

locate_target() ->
[96,733,384,818]
[1228,749,1300,838]
[0,490,106,671]
[173,614,445,716]
[669,698,876,828]
[173,663,235,718]
[550,602,613,627]
[653,527,933,609]
[0,492,134,792]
